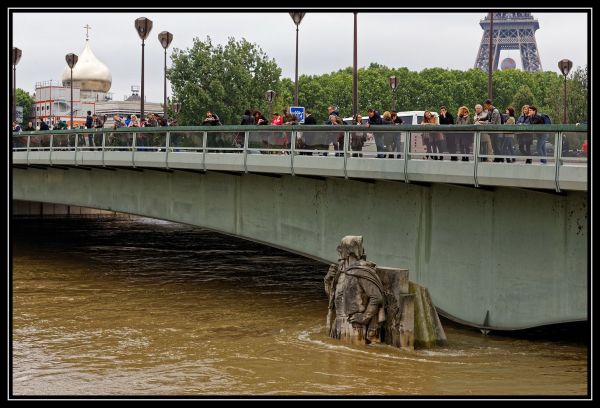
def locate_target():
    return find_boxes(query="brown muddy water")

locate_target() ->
[11,217,588,397]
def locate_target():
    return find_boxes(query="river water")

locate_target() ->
[11,217,588,397]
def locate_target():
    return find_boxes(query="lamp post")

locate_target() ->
[289,12,305,107]
[135,17,153,122]
[265,90,276,121]
[558,59,573,124]
[158,31,173,121]
[388,75,398,112]
[65,53,79,129]
[12,47,22,123]
[352,12,358,122]
[172,101,181,125]
[487,12,494,100]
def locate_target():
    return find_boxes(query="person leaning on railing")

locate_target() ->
[516,104,532,164]
[474,104,492,162]
[420,111,437,160]
[350,114,367,158]
[439,106,454,160]
[455,106,473,161]
[502,107,516,163]
[526,105,547,164]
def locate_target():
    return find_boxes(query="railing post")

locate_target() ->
[555,131,562,193]
[343,131,349,179]
[26,134,30,166]
[290,129,295,176]
[74,132,78,166]
[165,131,170,169]
[202,131,207,173]
[132,132,137,168]
[49,133,54,166]
[102,131,106,167]
[404,131,410,183]
[243,130,249,174]
[473,131,480,188]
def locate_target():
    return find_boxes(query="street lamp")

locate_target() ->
[352,12,358,122]
[65,53,79,129]
[158,31,174,121]
[265,90,276,121]
[558,59,573,124]
[487,12,494,100]
[289,12,305,107]
[135,17,153,122]
[388,75,398,112]
[12,47,22,123]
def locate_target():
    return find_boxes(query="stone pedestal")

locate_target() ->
[410,282,447,348]
[375,267,415,350]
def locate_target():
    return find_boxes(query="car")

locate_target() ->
[343,110,439,125]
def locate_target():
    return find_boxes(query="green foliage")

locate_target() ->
[167,35,587,126]
[511,85,537,115]
[296,65,587,124]
[566,66,588,124]
[16,88,34,123]
[168,36,281,125]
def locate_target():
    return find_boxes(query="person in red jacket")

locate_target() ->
[582,139,588,156]
[270,112,283,125]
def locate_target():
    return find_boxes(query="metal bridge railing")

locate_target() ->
[12,124,588,192]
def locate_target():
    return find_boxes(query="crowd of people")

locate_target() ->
[11,101,587,161]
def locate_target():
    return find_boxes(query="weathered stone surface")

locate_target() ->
[375,267,414,350]
[411,282,447,348]
[325,236,385,345]
[325,236,445,350]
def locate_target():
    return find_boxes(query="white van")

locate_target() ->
[343,111,439,125]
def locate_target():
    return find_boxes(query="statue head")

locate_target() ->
[337,235,365,262]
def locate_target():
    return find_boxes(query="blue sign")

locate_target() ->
[290,106,305,124]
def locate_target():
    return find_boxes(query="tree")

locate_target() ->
[567,66,588,124]
[168,36,282,125]
[16,88,34,124]
[510,85,536,115]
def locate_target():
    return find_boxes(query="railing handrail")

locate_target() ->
[11,123,589,136]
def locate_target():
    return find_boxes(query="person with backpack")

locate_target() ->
[527,106,548,164]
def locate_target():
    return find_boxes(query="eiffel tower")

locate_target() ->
[474,12,543,72]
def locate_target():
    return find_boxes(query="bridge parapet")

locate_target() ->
[12,125,587,192]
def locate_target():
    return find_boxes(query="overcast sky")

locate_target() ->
[12,9,589,103]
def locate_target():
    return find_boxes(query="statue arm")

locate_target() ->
[324,263,338,297]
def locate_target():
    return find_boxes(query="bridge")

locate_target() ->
[12,124,588,330]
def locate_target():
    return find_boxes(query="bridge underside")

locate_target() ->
[12,166,587,330]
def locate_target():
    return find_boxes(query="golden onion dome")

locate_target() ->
[62,40,112,92]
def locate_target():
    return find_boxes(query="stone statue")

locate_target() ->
[324,236,385,344]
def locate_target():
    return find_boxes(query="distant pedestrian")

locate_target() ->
[241,110,255,125]
[474,104,492,162]
[527,105,547,164]
[502,107,516,162]
[516,105,533,163]
[303,109,317,125]
[456,106,473,161]
[270,112,283,125]
[366,108,385,158]
[484,99,504,162]
[439,106,455,160]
